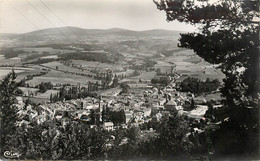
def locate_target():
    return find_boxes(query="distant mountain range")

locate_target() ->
[22,27,182,37]
[1,27,183,39]
[0,27,186,47]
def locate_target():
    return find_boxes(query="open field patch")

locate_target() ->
[0,58,22,66]
[26,70,96,86]
[0,67,35,79]
[155,61,174,67]
[16,68,46,81]
[41,55,59,59]
[0,54,5,60]
[195,92,222,101]
[183,55,203,64]
[14,47,72,55]
[155,60,176,74]
[71,60,125,72]
[162,50,225,81]
[120,71,156,83]
[114,69,134,77]
[41,61,95,76]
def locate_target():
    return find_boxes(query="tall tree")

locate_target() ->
[156,113,193,159]
[154,0,259,157]
[112,74,119,88]
[0,70,20,153]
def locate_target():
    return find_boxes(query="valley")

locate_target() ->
[0,27,224,104]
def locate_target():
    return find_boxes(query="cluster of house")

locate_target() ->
[14,80,208,132]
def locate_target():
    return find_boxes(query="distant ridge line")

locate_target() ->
[20,26,185,35]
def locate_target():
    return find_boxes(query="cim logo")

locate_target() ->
[4,151,21,159]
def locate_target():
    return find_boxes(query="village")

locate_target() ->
[14,66,217,134]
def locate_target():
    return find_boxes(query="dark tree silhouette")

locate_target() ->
[0,70,20,153]
[154,0,259,158]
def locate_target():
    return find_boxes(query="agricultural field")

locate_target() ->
[183,55,203,64]
[41,61,95,77]
[0,54,4,59]
[176,64,225,82]
[16,68,46,81]
[120,52,136,58]
[0,67,37,80]
[26,70,96,86]
[1,46,74,64]
[0,68,21,78]
[120,71,156,83]
[154,60,175,74]
[14,47,72,55]
[164,50,225,81]
[40,55,59,59]
[71,60,125,72]
[114,69,134,77]
[0,57,22,66]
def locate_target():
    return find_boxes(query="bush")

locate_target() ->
[180,77,220,94]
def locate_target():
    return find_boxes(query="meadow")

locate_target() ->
[164,50,225,81]
[120,71,156,83]
[41,61,95,76]
[14,47,72,55]
[71,60,125,72]
[154,60,175,74]
[26,70,96,86]
[0,67,37,80]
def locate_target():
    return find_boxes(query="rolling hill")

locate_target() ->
[0,27,183,43]
[21,27,182,37]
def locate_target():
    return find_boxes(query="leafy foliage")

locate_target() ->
[156,113,192,158]
[151,76,171,85]
[0,70,20,152]
[180,77,220,94]
[38,82,53,93]
[106,109,126,125]
[154,0,259,157]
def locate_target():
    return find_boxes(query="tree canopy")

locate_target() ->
[0,70,20,153]
[180,77,220,94]
[154,0,259,157]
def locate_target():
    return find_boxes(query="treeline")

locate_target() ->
[50,86,98,103]
[26,58,56,64]
[5,112,211,160]
[160,48,185,57]
[151,76,172,86]
[103,108,126,126]
[1,48,21,58]
[33,43,103,51]
[50,76,120,103]
[129,59,157,70]
[19,71,48,87]
[37,82,53,93]
[180,77,220,94]
[24,52,50,61]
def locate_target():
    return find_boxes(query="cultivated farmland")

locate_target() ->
[26,70,96,86]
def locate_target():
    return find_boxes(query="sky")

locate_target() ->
[0,0,196,33]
